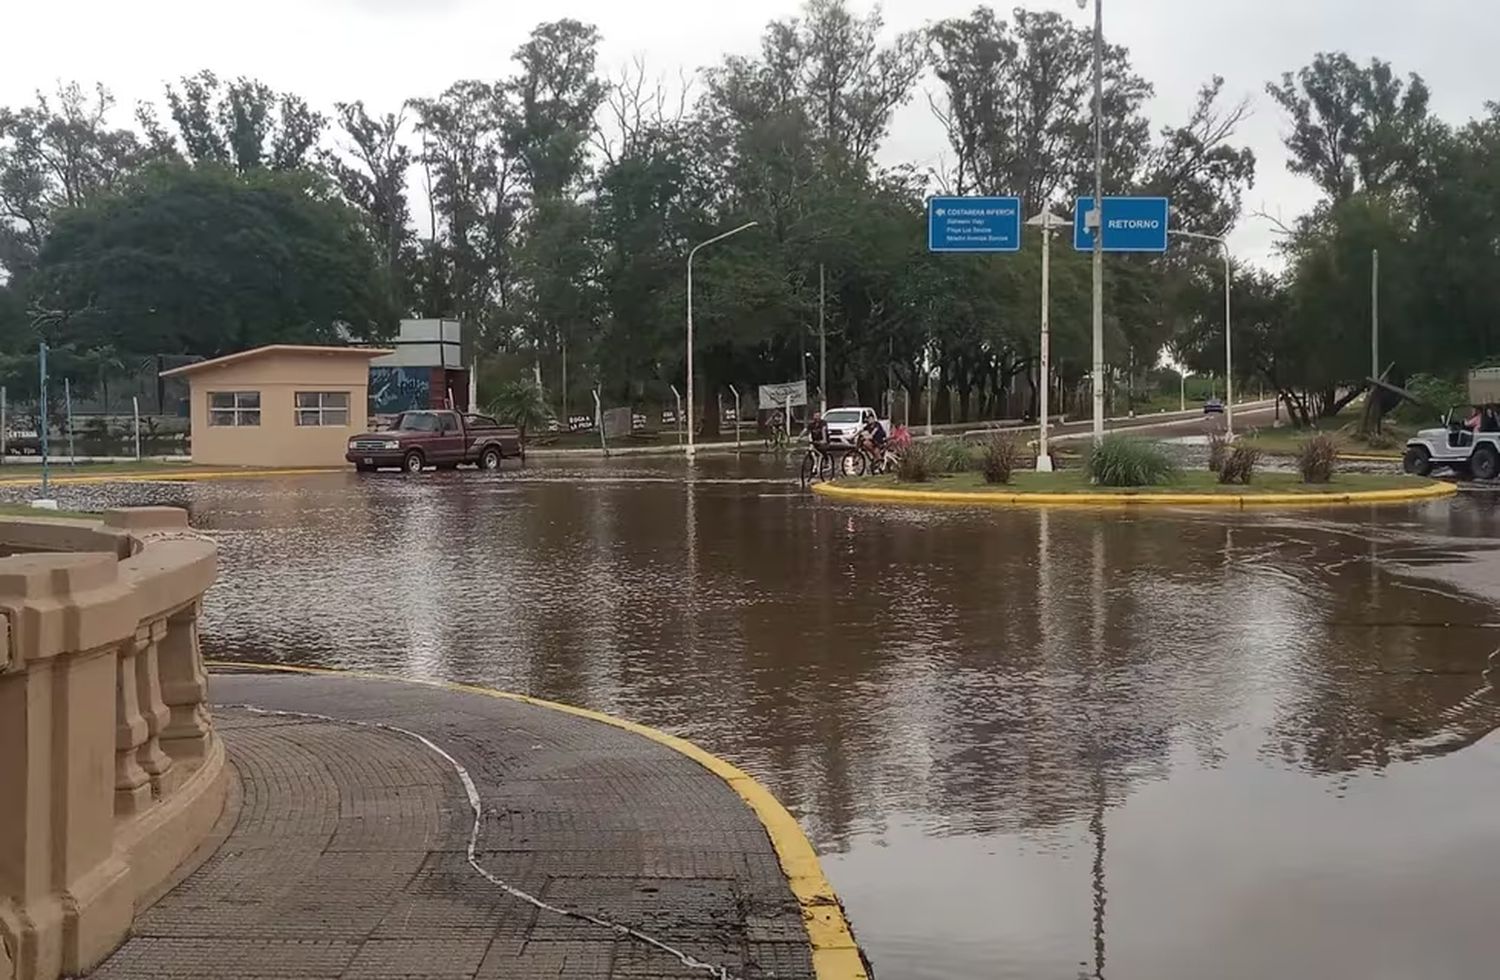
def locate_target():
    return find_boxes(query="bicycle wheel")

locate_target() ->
[817,452,834,481]
[799,451,815,487]
[841,451,867,477]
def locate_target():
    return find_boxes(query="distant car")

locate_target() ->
[1203,398,1225,415]
[821,407,892,447]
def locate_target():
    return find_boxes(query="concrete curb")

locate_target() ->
[206,661,869,980]
[811,477,1457,509]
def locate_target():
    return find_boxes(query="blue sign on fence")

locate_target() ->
[928,196,1023,252]
[1073,196,1170,252]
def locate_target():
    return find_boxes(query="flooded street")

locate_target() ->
[24,457,1500,980]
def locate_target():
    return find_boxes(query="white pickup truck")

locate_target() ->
[821,407,893,447]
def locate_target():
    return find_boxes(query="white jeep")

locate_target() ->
[1403,409,1500,479]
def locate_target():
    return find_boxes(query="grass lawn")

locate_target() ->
[855,469,1437,495]
[0,503,98,519]
[1239,417,1414,457]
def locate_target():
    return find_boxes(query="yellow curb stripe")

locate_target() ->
[206,661,868,979]
[0,466,344,486]
[812,478,1456,508]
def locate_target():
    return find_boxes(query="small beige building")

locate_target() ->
[162,345,391,467]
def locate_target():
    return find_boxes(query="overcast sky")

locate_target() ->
[5,0,1494,266]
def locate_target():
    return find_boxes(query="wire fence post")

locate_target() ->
[728,385,741,451]
[669,384,683,446]
[39,343,50,499]
[594,387,607,457]
[65,377,75,466]
[133,396,142,460]
[2,385,8,462]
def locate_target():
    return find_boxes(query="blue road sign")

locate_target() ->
[928,196,1023,252]
[1073,196,1170,252]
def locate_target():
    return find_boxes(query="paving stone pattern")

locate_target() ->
[91,672,815,980]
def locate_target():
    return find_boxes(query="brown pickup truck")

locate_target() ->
[346,410,522,473]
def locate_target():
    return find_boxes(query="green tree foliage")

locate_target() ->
[28,164,392,358]
[154,71,325,173]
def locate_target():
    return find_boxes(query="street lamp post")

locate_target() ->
[1170,229,1234,438]
[1079,0,1105,443]
[1027,210,1069,471]
[686,221,758,459]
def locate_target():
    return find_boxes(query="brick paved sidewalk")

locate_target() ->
[91,671,816,980]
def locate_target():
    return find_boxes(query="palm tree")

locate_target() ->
[486,379,553,443]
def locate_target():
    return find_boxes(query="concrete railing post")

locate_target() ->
[0,553,137,980]
[158,604,211,761]
[134,620,178,798]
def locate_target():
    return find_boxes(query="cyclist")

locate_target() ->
[807,410,829,451]
[856,411,888,466]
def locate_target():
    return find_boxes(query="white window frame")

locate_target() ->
[294,391,351,428]
[208,391,261,427]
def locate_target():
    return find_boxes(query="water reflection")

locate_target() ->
[14,460,1500,980]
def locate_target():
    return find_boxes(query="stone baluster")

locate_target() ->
[112,637,153,816]
[158,603,212,761]
[133,619,178,798]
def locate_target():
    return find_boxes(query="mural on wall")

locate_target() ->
[369,367,431,415]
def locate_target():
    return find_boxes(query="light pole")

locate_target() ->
[1079,0,1105,443]
[1027,210,1068,471]
[686,221,757,458]
[1169,229,1234,438]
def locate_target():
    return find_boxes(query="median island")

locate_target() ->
[813,434,1456,507]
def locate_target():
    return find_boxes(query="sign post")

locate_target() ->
[928,196,1022,253]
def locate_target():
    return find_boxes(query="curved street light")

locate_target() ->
[686,221,759,458]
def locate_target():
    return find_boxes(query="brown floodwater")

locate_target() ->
[22,457,1500,980]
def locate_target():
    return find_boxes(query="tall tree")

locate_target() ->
[323,102,415,317]
[157,71,325,173]
[1267,53,1433,203]
[0,82,144,279]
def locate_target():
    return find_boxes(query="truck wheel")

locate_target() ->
[1402,446,1432,477]
[1472,445,1500,481]
[479,446,502,471]
[355,464,376,474]
[402,451,425,474]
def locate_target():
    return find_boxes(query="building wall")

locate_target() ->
[186,352,373,467]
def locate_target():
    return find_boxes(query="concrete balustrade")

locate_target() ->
[0,507,221,980]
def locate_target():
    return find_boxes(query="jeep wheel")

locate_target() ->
[479,446,503,471]
[1471,444,1500,481]
[402,450,425,474]
[1402,446,1432,477]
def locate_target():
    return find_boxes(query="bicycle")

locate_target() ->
[799,445,835,486]
[840,441,899,477]
[767,426,790,452]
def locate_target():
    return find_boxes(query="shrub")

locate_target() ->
[1085,435,1177,487]
[932,437,976,473]
[1298,433,1338,483]
[896,440,938,483]
[1218,444,1260,485]
[982,433,1023,485]
[1206,431,1228,473]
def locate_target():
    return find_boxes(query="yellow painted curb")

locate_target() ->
[812,477,1457,509]
[0,466,345,486]
[206,661,868,980]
